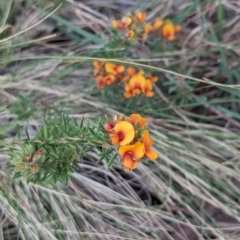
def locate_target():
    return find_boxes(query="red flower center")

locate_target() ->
[126,151,137,161]
[118,131,124,141]
[118,22,127,29]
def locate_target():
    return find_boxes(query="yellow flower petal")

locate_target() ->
[145,149,158,160]
[142,130,153,149]
[124,92,133,98]
[125,84,132,92]
[112,20,118,28]
[144,80,153,90]
[132,142,145,159]
[114,121,135,146]
[129,75,146,89]
[117,65,125,73]
[105,63,125,75]
[105,63,116,74]
[118,144,135,157]
[142,80,154,97]
[145,91,154,97]
[118,142,144,159]
[153,18,163,30]
[121,16,133,27]
[110,135,120,144]
[135,12,146,22]
[127,30,135,40]
[144,23,153,33]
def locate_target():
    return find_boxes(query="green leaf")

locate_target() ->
[13,172,22,179]
[218,86,240,97]
[215,106,240,120]
[107,154,118,170]
[25,128,30,140]
[97,148,113,163]
[80,117,84,128]
[47,14,104,45]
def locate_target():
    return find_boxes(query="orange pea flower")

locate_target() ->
[142,80,154,97]
[110,121,135,146]
[142,130,158,160]
[161,21,176,41]
[105,63,125,75]
[129,113,148,128]
[144,23,153,33]
[135,12,146,23]
[127,67,136,76]
[118,142,145,171]
[153,18,163,30]
[96,76,106,89]
[124,75,146,98]
[112,16,133,30]
[93,61,104,68]
[104,74,116,85]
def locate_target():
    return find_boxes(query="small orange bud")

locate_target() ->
[104,121,114,132]
[112,16,133,30]
[35,150,42,155]
[93,61,104,68]
[153,18,163,30]
[174,25,181,32]
[161,21,175,41]
[135,12,146,23]
[96,76,106,89]
[31,165,37,171]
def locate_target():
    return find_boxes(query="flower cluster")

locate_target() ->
[112,12,147,41]
[104,113,158,171]
[124,67,157,98]
[152,18,181,41]
[93,61,126,89]
[112,11,181,41]
[93,61,158,98]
